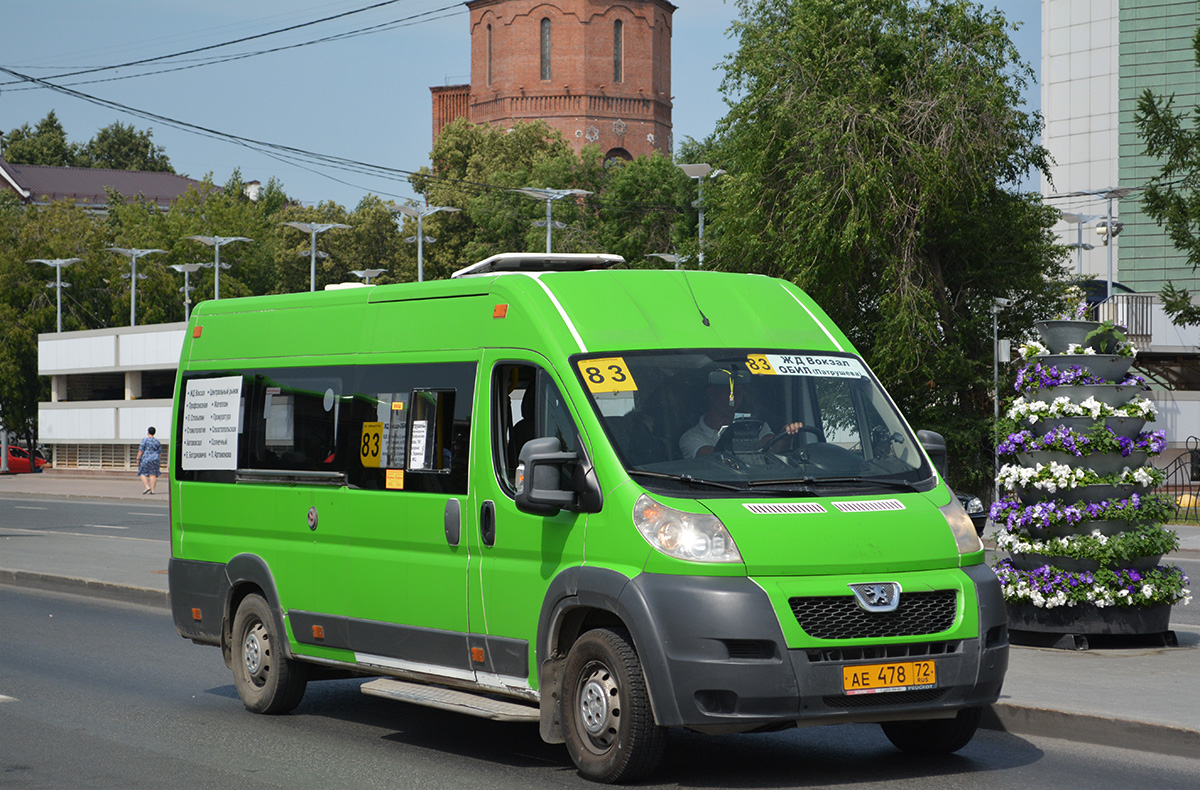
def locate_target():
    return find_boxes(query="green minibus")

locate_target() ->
[169,253,1007,783]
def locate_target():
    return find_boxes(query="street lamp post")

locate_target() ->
[1081,188,1134,299]
[677,163,725,268]
[350,268,387,285]
[1060,212,1099,275]
[108,248,166,326]
[392,205,460,282]
[29,258,82,332]
[170,263,208,321]
[512,188,591,254]
[186,235,251,300]
[992,297,1016,503]
[282,222,351,292]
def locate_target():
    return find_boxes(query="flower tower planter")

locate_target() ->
[991,319,1191,646]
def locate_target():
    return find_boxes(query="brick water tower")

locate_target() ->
[432,0,675,160]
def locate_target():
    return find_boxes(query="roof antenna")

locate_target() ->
[681,272,710,326]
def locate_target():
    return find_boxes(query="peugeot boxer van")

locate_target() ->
[169,253,1007,783]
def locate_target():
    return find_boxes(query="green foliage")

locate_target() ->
[1134,27,1200,327]
[2,111,74,166]
[73,121,173,172]
[707,0,1072,496]
[411,118,693,270]
[2,112,172,172]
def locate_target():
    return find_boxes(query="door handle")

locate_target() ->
[444,498,461,547]
[480,500,496,547]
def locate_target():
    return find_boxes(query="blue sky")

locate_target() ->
[1,0,1040,209]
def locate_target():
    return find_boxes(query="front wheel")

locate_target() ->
[880,706,983,754]
[231,593,307,714]
[563,627,665,784]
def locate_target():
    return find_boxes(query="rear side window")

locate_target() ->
[177,362,475,494]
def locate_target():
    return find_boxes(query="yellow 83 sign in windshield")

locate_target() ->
[578,357,638,393]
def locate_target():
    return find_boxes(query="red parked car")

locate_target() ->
[5,445,48,473]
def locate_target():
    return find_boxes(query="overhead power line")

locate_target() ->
[0,0,434,88]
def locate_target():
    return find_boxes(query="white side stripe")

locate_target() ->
[529,272,588,353]
[780,283,844,352]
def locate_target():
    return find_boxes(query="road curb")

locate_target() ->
[982,702,1200,759]
[0,569,169,610]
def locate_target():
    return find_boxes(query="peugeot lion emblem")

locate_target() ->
[849,582,901,613]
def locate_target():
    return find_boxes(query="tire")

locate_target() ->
[880,706,983,754]
[231,593,307,714]
[562,627,666,784]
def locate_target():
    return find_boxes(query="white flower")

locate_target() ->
[1020,340,1050,359]
[1141,584,1155,598]
[1066,343,1097,355]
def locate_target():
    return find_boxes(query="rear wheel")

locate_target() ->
[880,706,983,754]
[563,627,665,784]
[231,593,307,714]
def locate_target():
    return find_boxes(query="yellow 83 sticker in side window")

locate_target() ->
[578,357,638,393]
[360,422,383,468]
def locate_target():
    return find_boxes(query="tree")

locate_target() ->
[707,0,1072,495]
[1134,26,1200,327]
[2,113,173,173]
[1,111,74,166]
[75,121,174,172]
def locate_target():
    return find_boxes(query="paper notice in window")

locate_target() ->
[409,420,428,470]
[181,375,243,470]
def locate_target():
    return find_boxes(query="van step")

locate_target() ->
[360,678,540,722]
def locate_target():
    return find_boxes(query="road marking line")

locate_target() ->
[14,506,47,510]
[126,510,164,515]
[0,695,17,703]
[3,527,161,543]
[84,524,128,530]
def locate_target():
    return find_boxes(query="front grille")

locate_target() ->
[822,688,946,709]
[790,591,957,639]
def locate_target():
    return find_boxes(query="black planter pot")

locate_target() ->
[1016,450,1148,476]
[1034,415,1147,439]
[1026,383,1142,407]
[1037,354,1133,383]
[1007,601,1172,635]
[1006,553,1164,573]
[1034,320,1106,353]
[1034,518,1132,538]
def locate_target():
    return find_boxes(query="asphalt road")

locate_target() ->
[3,587,1199,789]
[1,496,168,543]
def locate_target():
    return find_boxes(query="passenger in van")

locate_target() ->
[680,369,803,459]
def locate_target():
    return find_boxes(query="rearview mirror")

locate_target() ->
[917,429,948,480]
[515,437,578,516]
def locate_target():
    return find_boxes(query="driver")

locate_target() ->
[679,369,803,458]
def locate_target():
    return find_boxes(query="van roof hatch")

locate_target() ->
[451,252,625,278]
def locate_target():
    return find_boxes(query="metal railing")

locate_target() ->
[1157,436,1200,523]
[1097,294,1154,349]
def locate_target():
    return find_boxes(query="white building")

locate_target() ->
[38,323,185,471]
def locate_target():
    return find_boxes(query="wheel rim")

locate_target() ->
[576,660,621,754]
[243,620,268,687]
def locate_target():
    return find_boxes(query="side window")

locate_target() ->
[347,363,474,494]
[176,362,474,494]
[493,363,579,493]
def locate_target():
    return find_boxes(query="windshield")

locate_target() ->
[573,350,933,496]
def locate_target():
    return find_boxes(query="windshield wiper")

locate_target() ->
[628,470,744,491]
[748,476,924,492]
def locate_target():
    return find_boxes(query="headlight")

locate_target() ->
[632,494,743,563]
[940,496,983,555]
[964,496,985,515]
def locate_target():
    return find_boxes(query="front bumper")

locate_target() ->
[621,564,1008,733]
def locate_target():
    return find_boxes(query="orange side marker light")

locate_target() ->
[312,625,325,640]
[493,304,509,319]
[192,325,202,338]
[191,607,202,621]
[471,647,486,663]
